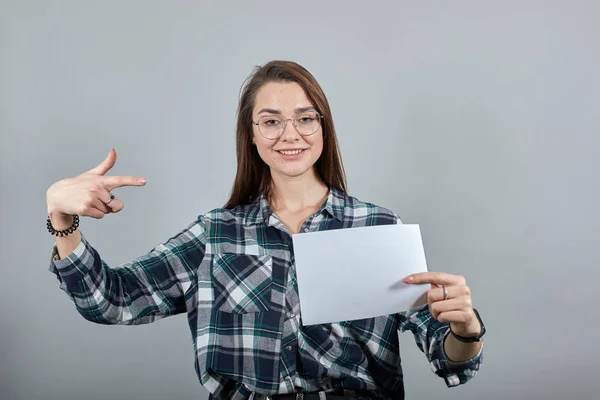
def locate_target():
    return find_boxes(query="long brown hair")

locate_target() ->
[224,60,347,209]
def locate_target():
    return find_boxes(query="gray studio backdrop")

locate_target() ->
[1,1,598,399]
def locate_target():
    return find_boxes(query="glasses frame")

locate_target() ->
[252,111,324,140]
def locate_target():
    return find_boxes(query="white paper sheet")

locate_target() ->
[291,224,430,325]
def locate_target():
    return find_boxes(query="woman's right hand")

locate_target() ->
[46,149,147,225]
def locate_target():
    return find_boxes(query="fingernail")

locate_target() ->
[403,276,414,283]
[139,178,147,184]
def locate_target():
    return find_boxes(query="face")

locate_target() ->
[251,81,324,181]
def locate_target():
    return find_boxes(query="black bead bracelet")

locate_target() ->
[47,215,80,237]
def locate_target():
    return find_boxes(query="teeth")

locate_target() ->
[279,149,303,155]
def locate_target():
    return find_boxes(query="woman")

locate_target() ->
[46,60,484,399]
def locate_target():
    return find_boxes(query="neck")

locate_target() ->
[270,168,329,213]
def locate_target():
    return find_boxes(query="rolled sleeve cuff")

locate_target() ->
[49,234,100,289]
[429,327,483,387]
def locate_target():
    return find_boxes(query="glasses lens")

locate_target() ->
[295,111,320,136]
[258,117,283,139]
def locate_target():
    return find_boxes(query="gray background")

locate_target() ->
[1,1,598,399]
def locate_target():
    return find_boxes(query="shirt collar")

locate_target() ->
[249,187,346,226]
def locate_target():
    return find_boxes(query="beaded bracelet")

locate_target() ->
[47,215,80,237]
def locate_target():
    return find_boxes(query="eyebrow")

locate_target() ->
[257,106,316,115]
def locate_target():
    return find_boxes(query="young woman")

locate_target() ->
[46,60,485,400]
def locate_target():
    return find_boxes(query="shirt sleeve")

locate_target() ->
[48,217,207,325]
[398,304,483,387]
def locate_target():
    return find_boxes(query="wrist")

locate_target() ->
[451,319,480,337]
[48,211,74,231]
[450,309,486,342]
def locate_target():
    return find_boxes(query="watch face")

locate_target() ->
[475,309,485,328]
[473,309,485,338]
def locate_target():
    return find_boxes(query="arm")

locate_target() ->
[391,214,483,384]
[398,304,482,387]
[49,217,206,325]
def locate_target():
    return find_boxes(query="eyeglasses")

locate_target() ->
[252,111,323,140]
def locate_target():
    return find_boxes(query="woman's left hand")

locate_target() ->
[403,272,480,337]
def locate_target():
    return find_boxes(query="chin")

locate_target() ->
[273,165,314,179]
[281,169,311,178]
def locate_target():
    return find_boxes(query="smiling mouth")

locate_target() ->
[277,149,306,155]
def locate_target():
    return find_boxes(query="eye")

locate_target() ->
[297,112,318,124]
[264,119,280,126]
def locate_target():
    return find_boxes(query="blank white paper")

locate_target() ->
[292,224,430,325]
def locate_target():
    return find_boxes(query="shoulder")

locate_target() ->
[338,191,402,225]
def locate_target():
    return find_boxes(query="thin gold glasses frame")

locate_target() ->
[251,111,324,140]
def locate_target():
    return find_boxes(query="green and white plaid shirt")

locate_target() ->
[49,188,482,399]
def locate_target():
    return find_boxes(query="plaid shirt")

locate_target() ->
[49,188,482,399]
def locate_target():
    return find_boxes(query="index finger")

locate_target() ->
[103,175,147,190]
[402,271,464,286]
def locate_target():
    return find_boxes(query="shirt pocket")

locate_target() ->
[212,253,274,314]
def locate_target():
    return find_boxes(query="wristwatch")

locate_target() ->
[450,308,486,343]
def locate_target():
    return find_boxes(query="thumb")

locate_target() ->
[88,148,116,175]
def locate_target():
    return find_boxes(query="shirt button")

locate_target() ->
[303,228,309,233]
[288,312,295,318]
[286,346,293,351]
[286,376,293,381]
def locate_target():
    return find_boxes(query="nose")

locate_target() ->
[280,119,300,142]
